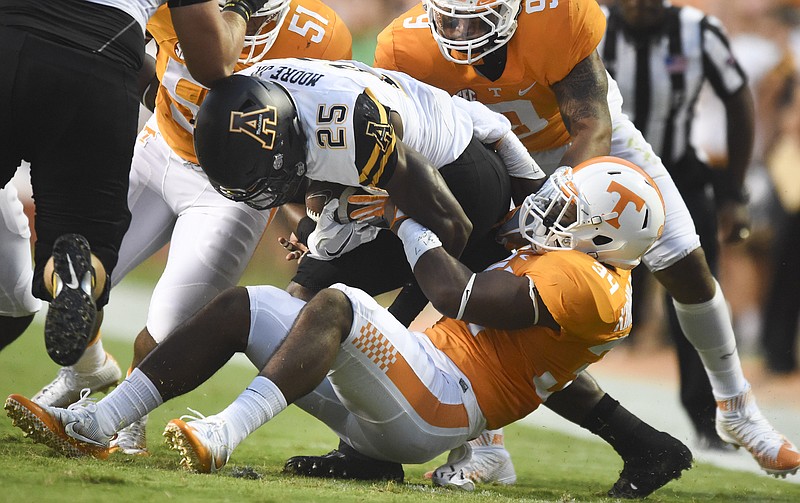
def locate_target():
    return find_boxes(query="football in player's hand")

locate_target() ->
[304,181,368,223]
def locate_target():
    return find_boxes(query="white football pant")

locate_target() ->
[245,284,487,464]
[112,116,271,342]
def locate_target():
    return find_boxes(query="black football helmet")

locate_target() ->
[194,74,307,210]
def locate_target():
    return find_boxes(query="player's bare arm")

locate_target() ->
[410,247,555,330]
[137,53,158,112]
[383,142,472,258]
[170,1,248,86]
[551,51,612,167]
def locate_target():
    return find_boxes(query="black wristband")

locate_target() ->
[222,1,252,22]
[167,0,213,7]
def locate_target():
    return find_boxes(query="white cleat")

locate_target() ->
[110,415,149,456]
[32,353,122,407]
[429,444,517,491]
[716,385,800,478]
[163,410,232,473]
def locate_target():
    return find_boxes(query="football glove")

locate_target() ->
[307,199,380,260]
[344,193,408,230]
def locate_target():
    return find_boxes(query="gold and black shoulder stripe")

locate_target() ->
[353,88,398,188]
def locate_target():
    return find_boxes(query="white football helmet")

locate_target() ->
[424,0,522,64]
[219,0,291,64]
[519,157,665,269]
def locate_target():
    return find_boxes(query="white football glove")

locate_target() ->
[307,199,380,260]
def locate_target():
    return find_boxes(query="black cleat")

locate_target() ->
[608,431,693,499]
[696,430,736,453]
[283,441,404,482]
[44,234,97,366]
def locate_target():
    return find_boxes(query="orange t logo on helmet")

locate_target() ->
[604,180,646,229]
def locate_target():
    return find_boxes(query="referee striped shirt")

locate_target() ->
[598,3,747,167]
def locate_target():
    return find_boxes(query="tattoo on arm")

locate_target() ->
[552,52,609,134]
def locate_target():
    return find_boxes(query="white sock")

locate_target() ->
[72,338,106,374]
[672,279,748,399]
[216,376,287,450]
[94,368,163,435]
[469,428,505,448]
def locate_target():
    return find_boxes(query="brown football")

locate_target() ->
[304,181,368,223]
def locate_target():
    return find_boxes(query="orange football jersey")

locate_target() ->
[147,0,352,164]
[424,249,632,430]
[374,0,605,153]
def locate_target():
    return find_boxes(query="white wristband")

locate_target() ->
[456,273,477,320]
[396,218,442,270]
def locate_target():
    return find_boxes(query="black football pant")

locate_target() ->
[0,26,137,307]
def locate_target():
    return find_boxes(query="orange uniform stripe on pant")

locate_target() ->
[352,322,469,429]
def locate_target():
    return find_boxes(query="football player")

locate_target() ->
[370,0,800,483]
[0,0,292,364]
[29,0,352,457]
[5,158,689,499]
[191,61,690,494]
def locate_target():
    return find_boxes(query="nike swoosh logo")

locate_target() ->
[65,421,105,446]
[65,256,80,289]
[322,226,355,258]
[519,81,537,96]
[721,347,737,360]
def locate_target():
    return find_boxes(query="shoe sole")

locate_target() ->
[283,451,405,482]
[45,234,97,366]
[163,419,220,473]
[607,440,693,499]
[4,394,108,459]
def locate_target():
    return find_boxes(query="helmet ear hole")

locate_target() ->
[592,235,613,246]
[641,209,650,229]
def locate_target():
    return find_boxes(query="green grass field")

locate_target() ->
[2,317,799,503]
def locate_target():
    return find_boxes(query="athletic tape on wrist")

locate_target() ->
[396,219,442,270]
[456,273,477,320]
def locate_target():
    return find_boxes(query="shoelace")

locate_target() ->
[67,388,98,413]
[179,408,227,435]
[39,368,74,394]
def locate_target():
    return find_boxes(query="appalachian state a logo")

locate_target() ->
[365,121,393,152]
[229,106,277,149]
